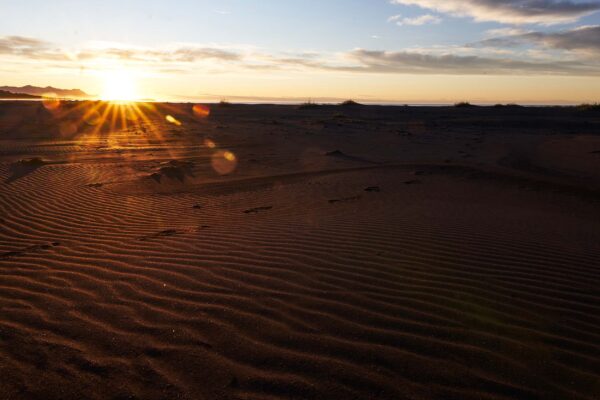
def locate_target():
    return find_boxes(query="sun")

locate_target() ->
[100,70,139,101]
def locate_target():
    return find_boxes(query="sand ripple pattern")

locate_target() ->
[0,163,599,400]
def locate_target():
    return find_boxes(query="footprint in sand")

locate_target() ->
[329,196,361,204]
[0,242,60,259]
[138,229,179,241]
[244,206,273,214]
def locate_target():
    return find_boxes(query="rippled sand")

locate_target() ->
[1,101,599,399]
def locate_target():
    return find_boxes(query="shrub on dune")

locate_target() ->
[576,103,600,112]
[17,157,46,166]
[493,103,523,108]
[298,100,321,110]
[340,100,362,106]
[454,101,476,108]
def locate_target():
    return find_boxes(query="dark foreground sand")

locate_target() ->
[0,101,599,399]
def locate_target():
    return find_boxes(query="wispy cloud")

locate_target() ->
[483,27,530,38]
[389,14,442,26]
[339,48,600,75]
[1,35,599,77]
[391,0,600,25]
[474,25,600,55]
[0,36,51,57]
[0,39,245,68]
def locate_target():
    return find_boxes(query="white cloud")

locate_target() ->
[396,14,442,26]
[484,27,530,38]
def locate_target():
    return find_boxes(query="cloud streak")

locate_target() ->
[389,14,442,26]
[1,35,599,77]
[0,36,50,56]
[391,0,600,24]
[476,25,600,55]
[339,49,600,75]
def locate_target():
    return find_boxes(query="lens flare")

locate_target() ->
[211,150,237,175]
[59,121,78,136]
[223,151,236,161]
[166,115,182,126]
[204,138,216,149]
[42,93,61,112]
[192,104,210,118]
[84,110,102,126]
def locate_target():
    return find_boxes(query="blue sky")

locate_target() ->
[0,0,470,49]
[1,0,600,103]
[4,0,597,50]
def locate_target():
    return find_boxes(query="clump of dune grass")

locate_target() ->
[493,103,523,108]
[298,100,321,110]
[17,157,46,166]
[454,101,476,108]
[576,103,600,111]
[218,100,232,107]
[340,99,362,106]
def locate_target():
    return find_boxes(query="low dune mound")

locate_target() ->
[325,149,379,164]
[325,149,346,157]
[16,157,46,167]
[5,157,49,184]
[149,160,194,182]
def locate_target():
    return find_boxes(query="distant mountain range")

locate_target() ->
[0,85,89,98]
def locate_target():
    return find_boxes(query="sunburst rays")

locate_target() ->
[39,96,236,175]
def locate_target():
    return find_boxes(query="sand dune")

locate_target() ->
[0,102,599,399]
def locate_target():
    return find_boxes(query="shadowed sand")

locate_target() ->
[0,101,599,399]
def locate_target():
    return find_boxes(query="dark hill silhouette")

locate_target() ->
[0,90,40,99]
[0,85,89,98]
